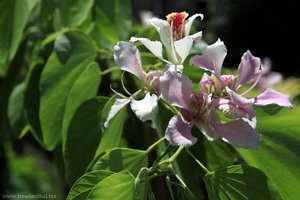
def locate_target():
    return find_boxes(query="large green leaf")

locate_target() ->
[64,97,108,185]
[39,30,97,150]
[94,95,127,157]
[67,170,114,200]
[91,148,148,177]
[56,0,94,28]
[0,0,38,73]
[91,0,132,49]
[62,62,101,151]
[204,165,280,200]
[8,83,27,138]
[87,171,135,200]
[237,106,300,200]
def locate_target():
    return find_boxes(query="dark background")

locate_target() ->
[132,0,300,77]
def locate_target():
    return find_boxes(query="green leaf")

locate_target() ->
[24,64,44,147]
[8,83,26,138]
[94,95,127,157]
[91,148,148,177]
[62,62,101,151]
[67,170,114,200]
[64,97,108,185]
[56,0,94,28]
[134,168,156,200]
[204,165,280,200]
[203,139,237,171]
[39,30,97,150]
[0,0,38,72]
[87,171,135,200]
[237,106,300,200]
[91,0,132,49]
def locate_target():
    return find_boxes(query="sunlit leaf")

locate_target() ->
[87,171,135,200]
[67,170,114,200]
[204,165,280,200]
[90,148,148,177]
[62,62,101,151]
[39,30,96,150]
[237,106,300,200]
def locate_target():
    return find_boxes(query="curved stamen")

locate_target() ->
[109,84,128,99]
[121,71,133,96]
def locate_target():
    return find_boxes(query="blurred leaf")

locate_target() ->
[55,0,94,28]
[24,64,44,146]
[90,148,148,177]
[237,106,300,200]
[87,171,135,200]
[8,83,26,138]
[204,165,280,200]
[274,77,300,99]
[0,0,38,73]
[94,95,127,157]
[67,170,114,200]
[39,30,96,150]
[62,62,101,151]
[64,97,108,185]
[91,0,132,49]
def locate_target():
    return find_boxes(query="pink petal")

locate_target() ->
[114,42,145,83]
[165,116,197,146]
[104,98,131,128]
[226,87,255,105]
[257,72,283,91]
[213,119,260,149]
[237,51,261,88]
[189,39,227,76]
[160,71,193,110]
[254,88,293,108]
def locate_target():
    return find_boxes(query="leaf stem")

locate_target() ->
[146,137,166,153]
[185,147,210,173]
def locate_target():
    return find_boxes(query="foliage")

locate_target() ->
[1,0,300,199]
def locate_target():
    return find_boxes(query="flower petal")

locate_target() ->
[254,88,293,108]
[130,93,158,122]
[184,13,204,37]
[114,42,145,83]
[165,116,197,146]
[257,72,283,91]
[237,50,261,88]
[226,87,255,105]
[160,71,193,110]
[213,119,260,149]
[130,37,166,62]
[147,18,178,64]
[104,98,131,128]
[174,32,202,64]
[189,39,227,76]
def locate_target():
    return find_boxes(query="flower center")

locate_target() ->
[166,12,189,41]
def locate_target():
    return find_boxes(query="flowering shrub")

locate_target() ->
[2,1,300,199]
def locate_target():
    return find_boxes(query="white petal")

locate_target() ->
[195,121,218,141]
[104,98,131,128]
[130,37,164,60]
[163,64,184,73]
[174,32,202,64]
[184,13,204,36]
[130,93,158,122]
[147,18,178,64]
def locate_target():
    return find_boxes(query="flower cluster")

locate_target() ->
[105,12,292,149]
